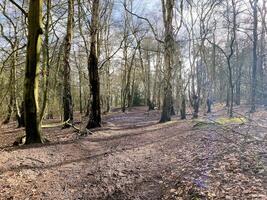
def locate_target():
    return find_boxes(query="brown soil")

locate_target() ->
[0,106,266,200]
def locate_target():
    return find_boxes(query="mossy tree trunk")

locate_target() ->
[24,0,43,144]
[86,0,101,129]
[40,0,51,121]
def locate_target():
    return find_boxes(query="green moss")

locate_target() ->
[193,117,247,128]
[215,117,246,125]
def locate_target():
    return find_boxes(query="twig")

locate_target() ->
[25,157,45,164]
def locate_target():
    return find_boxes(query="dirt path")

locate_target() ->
[0,107,266,199]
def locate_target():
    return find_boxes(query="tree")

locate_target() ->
[258,0,266,105]
[62,0,74,127]
[160,0,175,123]
[86,0,101,129]
[206,0,236,117]
[250,0,258,113]
[24,0,43,144]
[39,0,51,121]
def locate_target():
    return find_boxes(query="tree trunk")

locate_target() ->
[62,0,74,127]
[86,0,101,129]
[234,37,241,105]
[180,94,186,119]
[126,49,136,108]
[228,58,234,117]
[106,64,111,113]
[259,1,266,105]
[235,67,241,105]
[17,101,25,128]
[152,46,161,107]
[24,0,43,144]
[121,36,128,112]
[146,51,154,110]
[192,95,199,119]
[129,67,136,108]
[259,21,266,105]
[40,0,51,121]
[74,51,83,114]
[250,0,258,113]
[160,0,175,123]
[3,66,15,124]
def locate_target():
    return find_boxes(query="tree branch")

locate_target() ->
[123,3,164,44]
[9,0,28,17]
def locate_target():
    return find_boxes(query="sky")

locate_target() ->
[112,0,162,24]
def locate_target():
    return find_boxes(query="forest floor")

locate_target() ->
[0,105,267,200]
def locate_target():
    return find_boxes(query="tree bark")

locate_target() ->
[259,1,266,104]
[160,0,175,123]
[62,0,74,127]
[40,0,51,121]
[3,53,17,124]
[180,94,186,119]
[250,0,258,113]
[86,0,101,129]
[152,45,161,107]
[24,0,43,144]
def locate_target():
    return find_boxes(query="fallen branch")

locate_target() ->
[41,119,70,128]
[65,121,94,136]
[42,119,93,135]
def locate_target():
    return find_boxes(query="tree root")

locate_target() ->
[13,136,49,146]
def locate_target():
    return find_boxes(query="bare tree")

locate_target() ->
[62,0,74,127]
[86,0,101,128]
[24,0,44,143]
[250,0,258,113]
[160,0,175,123]
[40,0,51,121]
